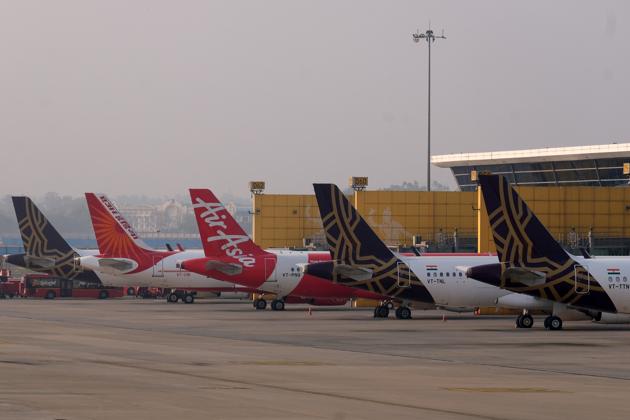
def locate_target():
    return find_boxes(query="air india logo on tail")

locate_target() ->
[98,196,141,240]
[192,198,256,267]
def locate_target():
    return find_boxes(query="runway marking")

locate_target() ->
[444,387,569,393]
[232,360,329,366]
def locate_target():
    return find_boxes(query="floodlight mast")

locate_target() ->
[412,28,446,192]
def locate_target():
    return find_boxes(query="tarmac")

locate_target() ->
[1,298,630,420]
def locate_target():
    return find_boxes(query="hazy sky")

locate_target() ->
[1,1,628,197]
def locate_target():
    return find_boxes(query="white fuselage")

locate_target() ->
[255,250,333,298]
[403,255,510,310]
[80,250,252,291]
[564,256,630,314]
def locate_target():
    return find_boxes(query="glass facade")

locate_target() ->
[452,157,629,191]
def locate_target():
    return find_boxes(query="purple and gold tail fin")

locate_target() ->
[478,174,616,313]
[312,183,434,305]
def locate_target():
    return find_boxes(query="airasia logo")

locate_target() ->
[192,198,255,267]
[99,196,140,240]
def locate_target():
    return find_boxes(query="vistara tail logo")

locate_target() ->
[192,198,255,267]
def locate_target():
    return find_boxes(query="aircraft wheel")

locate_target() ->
[98,290,109,300]
[515,315,523,328]
[520,314,534,328]
[167,293,179,303]
[395,306,412,320]
[183,294,195,304]
[254,298,267,310]
[374,305,389,318]
[271,299,285,311]
[548,316,563,331]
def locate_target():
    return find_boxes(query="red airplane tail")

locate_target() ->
[189,189,267,264]
[85,193,155,260]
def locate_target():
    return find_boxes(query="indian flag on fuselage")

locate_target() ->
[426,265,438,271]
[608,268,621,276]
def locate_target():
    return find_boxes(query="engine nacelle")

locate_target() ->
[495,294,552,311]
[593,312,630,324]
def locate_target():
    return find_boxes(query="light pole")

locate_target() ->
[413,28,446,192]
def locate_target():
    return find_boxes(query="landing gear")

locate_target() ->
[183,293,195,304]
[271,299,285,311]
[254,298,267,310]
[374,304,389,318]
[167,293,179,303]
[544,315,563,331]
[395,306,412,320]
[516,314,534,328]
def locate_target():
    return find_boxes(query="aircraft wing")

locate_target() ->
[501,267,546,286]
[204,260,243,276]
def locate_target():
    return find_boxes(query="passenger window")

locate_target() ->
[624,277,628,283]
[609,276,613,282]
[433,273,437,277]
[458,272,463,277]
[616,277,621,282]
[440,272,443,277]
[446,272,450,277]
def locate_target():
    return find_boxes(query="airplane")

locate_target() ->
[306,183,628,326]
[467,174,630,330]
[178,188,388,310]
[75,193,257,303]
[2,196,112,286]
[304,183,515,319]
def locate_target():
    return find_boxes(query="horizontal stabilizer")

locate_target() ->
[333,264,373,281]
[97,258,137,273]
[205,260,243,276]
[502,267,546,286]
[24,255,56,269]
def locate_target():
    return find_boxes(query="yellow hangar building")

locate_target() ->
[252,143,630,256]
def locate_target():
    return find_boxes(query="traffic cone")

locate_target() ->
[442,314,447,322]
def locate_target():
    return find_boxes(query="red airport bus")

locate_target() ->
[21,274,125,299]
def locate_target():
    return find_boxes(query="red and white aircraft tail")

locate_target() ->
[189,189,266,266]
[84,193,172,274]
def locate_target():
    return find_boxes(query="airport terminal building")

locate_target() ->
[432,143,630,191]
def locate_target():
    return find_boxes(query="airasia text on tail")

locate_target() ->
[192,197,256,267]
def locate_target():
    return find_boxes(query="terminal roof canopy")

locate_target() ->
[432,143,630,191]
